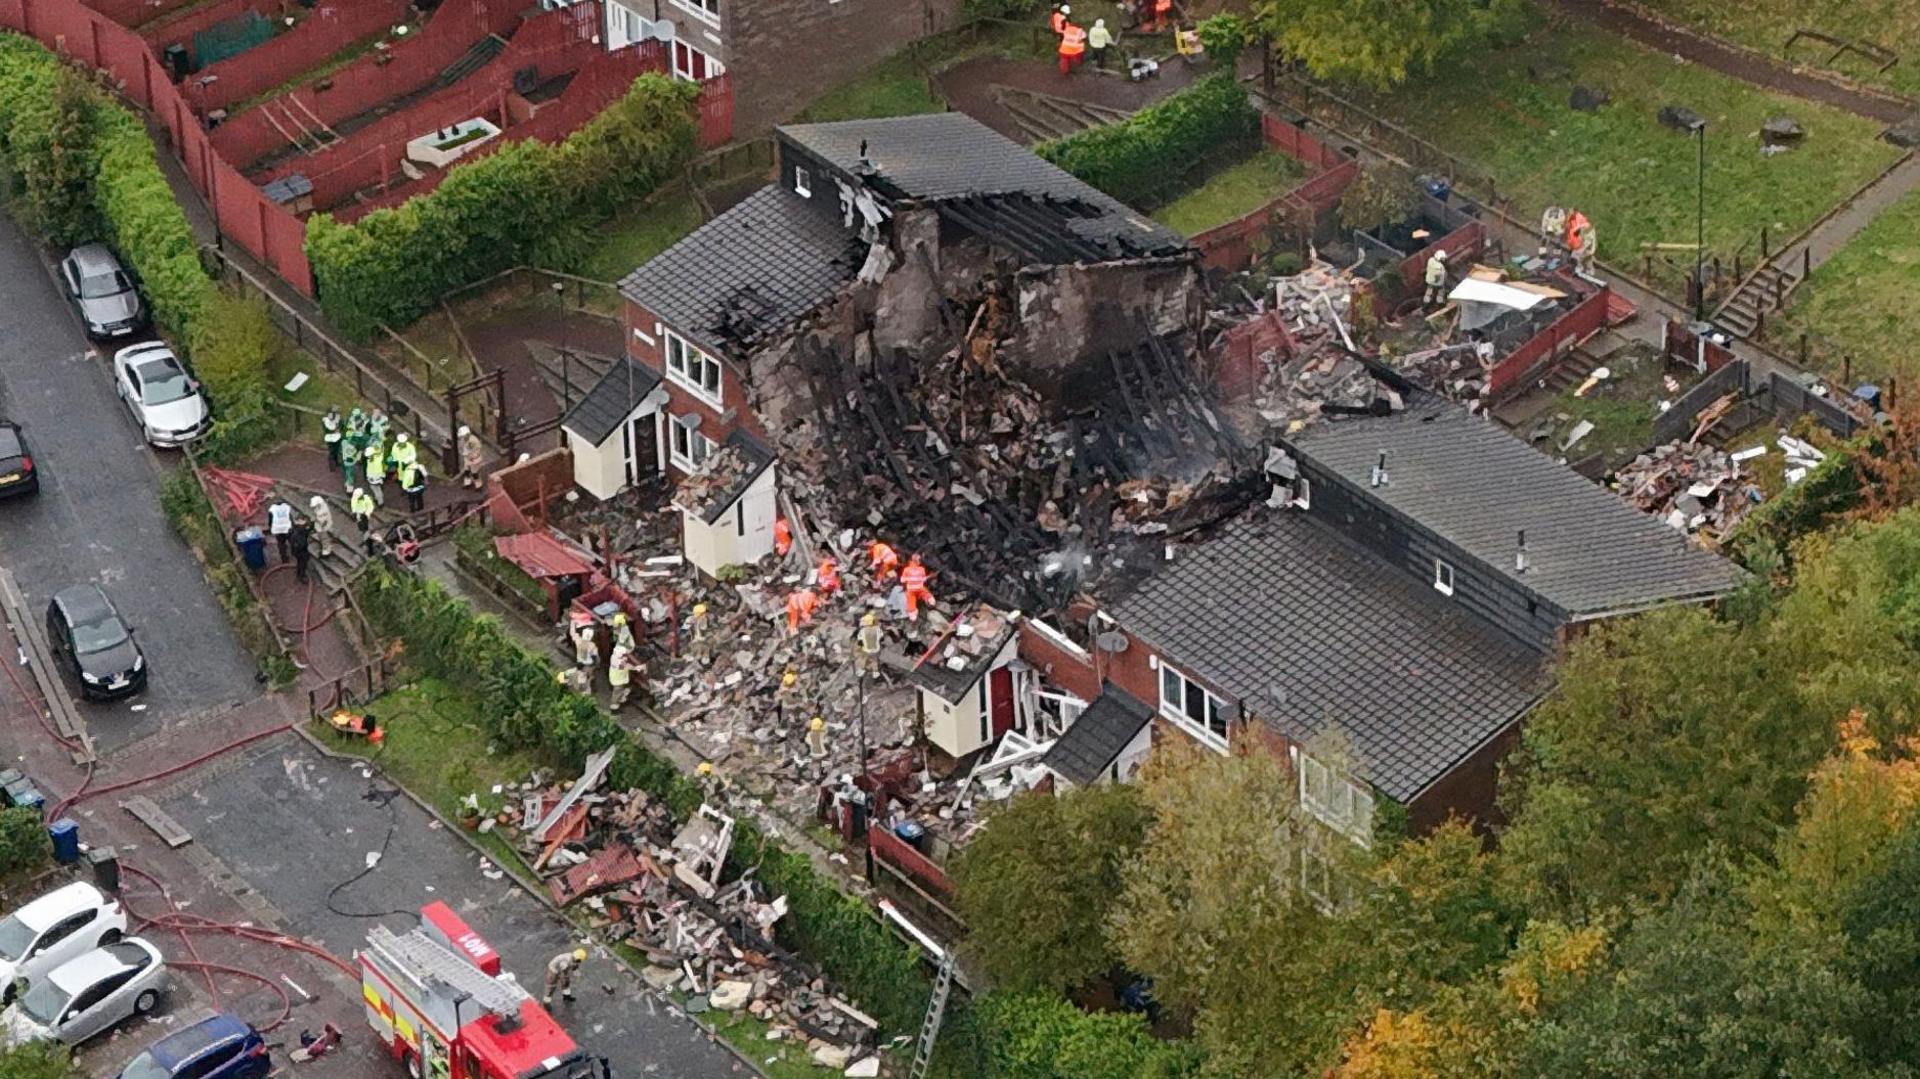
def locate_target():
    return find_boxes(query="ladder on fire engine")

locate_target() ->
[366,924,528,1017]
[907,953,956,1079]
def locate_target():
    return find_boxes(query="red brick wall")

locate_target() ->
[1406,722,1521,836]
[623,298,767,477]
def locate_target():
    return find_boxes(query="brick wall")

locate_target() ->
[622,298,767,476]
[1406,722,1521,835]
[726,0,960,134]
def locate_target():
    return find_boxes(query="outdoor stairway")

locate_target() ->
[1538,346,1606,395]
[1713,259,1804,339]
[432,34,508,93]
[990,85,1130,144]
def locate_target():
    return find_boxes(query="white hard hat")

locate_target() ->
[458,425,471,437]
[1434,249,1449,260]
[397,433,409,443]
[310,495,324,507]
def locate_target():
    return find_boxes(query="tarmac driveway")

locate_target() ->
[159,734,747,1077]
[0,215,258,752]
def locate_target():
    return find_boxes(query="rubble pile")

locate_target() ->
[1613,441,1761,539]
[672,445,759,520]
[483,764,886,1073]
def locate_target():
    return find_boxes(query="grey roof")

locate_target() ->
[1287,405,1743,618]
[695,430,776,525]
[1042,684,1153,786]
[617,185,860,357]
[561,356,660,446]
[1109,513,1553,800]
[779,112,1185,258]
[908,604,1019,704]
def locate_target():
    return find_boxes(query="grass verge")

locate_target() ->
[1640,0,1920,98]
[1349,23,1899,258]
[575,185,706,282]
[1775,186,1920,384]
[1154,148,1307,235]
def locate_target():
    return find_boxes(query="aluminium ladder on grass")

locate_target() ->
[908,953,957,1079]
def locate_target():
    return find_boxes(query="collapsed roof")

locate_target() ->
[780,112,1187,262]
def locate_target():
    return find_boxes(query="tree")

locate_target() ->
[1336,162,1418,235]
[1839,816,1920,1069]
[0,1042,77,1079]
[1496,606,1828,920]
[188,291,281,409]
[1196,14,1252,69]
[16,67,97,245]
[0,807,49,877]
[1109,740,1356,1076]
[951,783,1151,995]
[1252,0,1530,89]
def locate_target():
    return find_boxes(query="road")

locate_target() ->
[0,214,258,753]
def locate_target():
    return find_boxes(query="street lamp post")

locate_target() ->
[1691,118,1707,320]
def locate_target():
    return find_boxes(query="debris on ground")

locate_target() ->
[1613,441,1762,540]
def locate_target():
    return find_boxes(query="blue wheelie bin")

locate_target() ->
[235,527,267,571]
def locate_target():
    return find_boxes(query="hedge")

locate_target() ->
[964,993,1201,1078]
[1036,73,1258,208]
[307,74,702,338]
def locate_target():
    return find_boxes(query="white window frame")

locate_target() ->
[1292,476,1311,510]
[1433,558,1455,597]
[663,329,724,408]
[1299,753,1374,846]
[606,0,644,48]
[668,414,714,472]
[793,165,812,198]
[671,38,725,81]
[1158,662,1229,752]
[669,0,720,26]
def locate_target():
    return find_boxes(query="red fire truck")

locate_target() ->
[360,902,604,1079]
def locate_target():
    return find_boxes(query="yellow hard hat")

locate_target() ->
[782,671,798,686]
[693,603,708,616]
[809,717,825,732]
[613,613,627,626]
[697,761,714,776]
[861,612,877,626]
[572,948,587,963]
[554,671,568,685]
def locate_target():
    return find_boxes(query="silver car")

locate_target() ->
[60,245,145,340]
[1,938,166,1047]
[113,343,210,448]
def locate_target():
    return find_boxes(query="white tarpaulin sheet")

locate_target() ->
[1449,277,1551,331]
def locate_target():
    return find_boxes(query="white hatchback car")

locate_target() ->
[2,938,166,1047]
[112,343,209,448]
[0,882,127,1003]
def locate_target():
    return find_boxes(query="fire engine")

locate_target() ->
[360,902,604,1079]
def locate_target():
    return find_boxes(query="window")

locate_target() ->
[1299,753,1375,845]
[1292,476,1311,510]
[794,165,812,198]
[1433,558,1455,596]
[670,0,720,24]
[663,330,724,406]
[672,39,724,81]
[1300,843,1355,912]
[1158,662,1229,750]
[606,0,644,47]
[668,414,714,472]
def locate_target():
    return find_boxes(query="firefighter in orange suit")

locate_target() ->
[786,588,819,633]
[774,517,792,557]
[817,557,841,595]
[901,555,934,621]
[868,540,900,582]
[1059,20,1088,75]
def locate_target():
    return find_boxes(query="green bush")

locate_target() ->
[1037,74,1257,207]
[1727,436,1867,569]
[0,807,49,879]
[309,74,701,337]
[967,992,1200,1077]
[0,1041,77,1079]
[1196,13,1251,69]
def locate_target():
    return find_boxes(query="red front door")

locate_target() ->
[990,666,1015,738]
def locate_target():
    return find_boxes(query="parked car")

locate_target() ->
[0,422,37,499]
[46,585,146,701]
[117,1013,270,1079]
[0,938,166,1047]
[0,882,126,1004]
[60,244,144,340]
[112,343,209,448]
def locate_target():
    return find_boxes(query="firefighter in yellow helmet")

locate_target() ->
[544,947,587,1005]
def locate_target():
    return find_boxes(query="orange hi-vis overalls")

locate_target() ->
[786,589,819,632]
[1059,23,1087,74]
[817,557,841,594]
[869,540,900,581]
[901,558,934,619]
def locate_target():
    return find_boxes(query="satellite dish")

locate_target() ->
[645,17,677,42]
[1095,632,1129,653]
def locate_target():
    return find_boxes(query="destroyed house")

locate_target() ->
[1033,402,1741,838]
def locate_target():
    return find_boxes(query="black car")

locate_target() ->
[46,586,145,701]
[0,423,36,498]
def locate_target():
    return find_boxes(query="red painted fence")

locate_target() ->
[84,0,196,29]
[0,0,316,294]
[141,0,279,66]
[1396,218,1485,294]
[211,0,528,168]
[1191,112,1360,272]
[1487,283,1612,400]
[183,0,411,114]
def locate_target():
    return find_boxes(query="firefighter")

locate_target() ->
[364,439,387,506]
[689,602,713,662]
[868,539,900,582]
[1050,3,1069,35]
[775,669,802,726]
[1058,18,1088,75]
[459,425,486,490]
[774,517,792,558]
[368,408,390,448]
[321,407,343,469]
[555,667,589,694]
[806,716,828,761]
[901,555,934,621]
[816,557,841,595]
[1146,0,1172,33]
[572,616,599,670]
[1423,249,1449,306]
[544,948,586,1005]
[786,588,819,634]
[399,458,427,514]
[308,495,334,559]
[392,431,418,475]
[349,488,375,555]
[611,611,636,653]
[855,611,882,677]
[608,645,637,709]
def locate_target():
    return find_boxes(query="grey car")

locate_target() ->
[0,938,167,1047]
[59,244,145,341]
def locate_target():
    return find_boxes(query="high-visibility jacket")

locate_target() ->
[364,442,386,474]
[818,559,840,590]
[1089,22,1113,49]
[1060,24,1087,54]
[787,590,819,623]
[1425,254,1447,287]
[350,491,374,517]
[869,541,898,573]
[775,518,792,555]
[902,561,930,592]
[400,462,424,492]
[1154,0,1171,14]
[608,651,632,686]
[393,439,418,470]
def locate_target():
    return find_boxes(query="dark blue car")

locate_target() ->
[117,1014,269,1079]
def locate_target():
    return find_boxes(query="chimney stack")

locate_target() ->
[1515,529,1530,574]
[1369,451,1389,488]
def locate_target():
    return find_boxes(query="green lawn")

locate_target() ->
[1352,24,1900,260]
[1647,0,1920,97]
[575,185,706,282]
[1154,149,1309,235]
[1777,187,1920,383]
